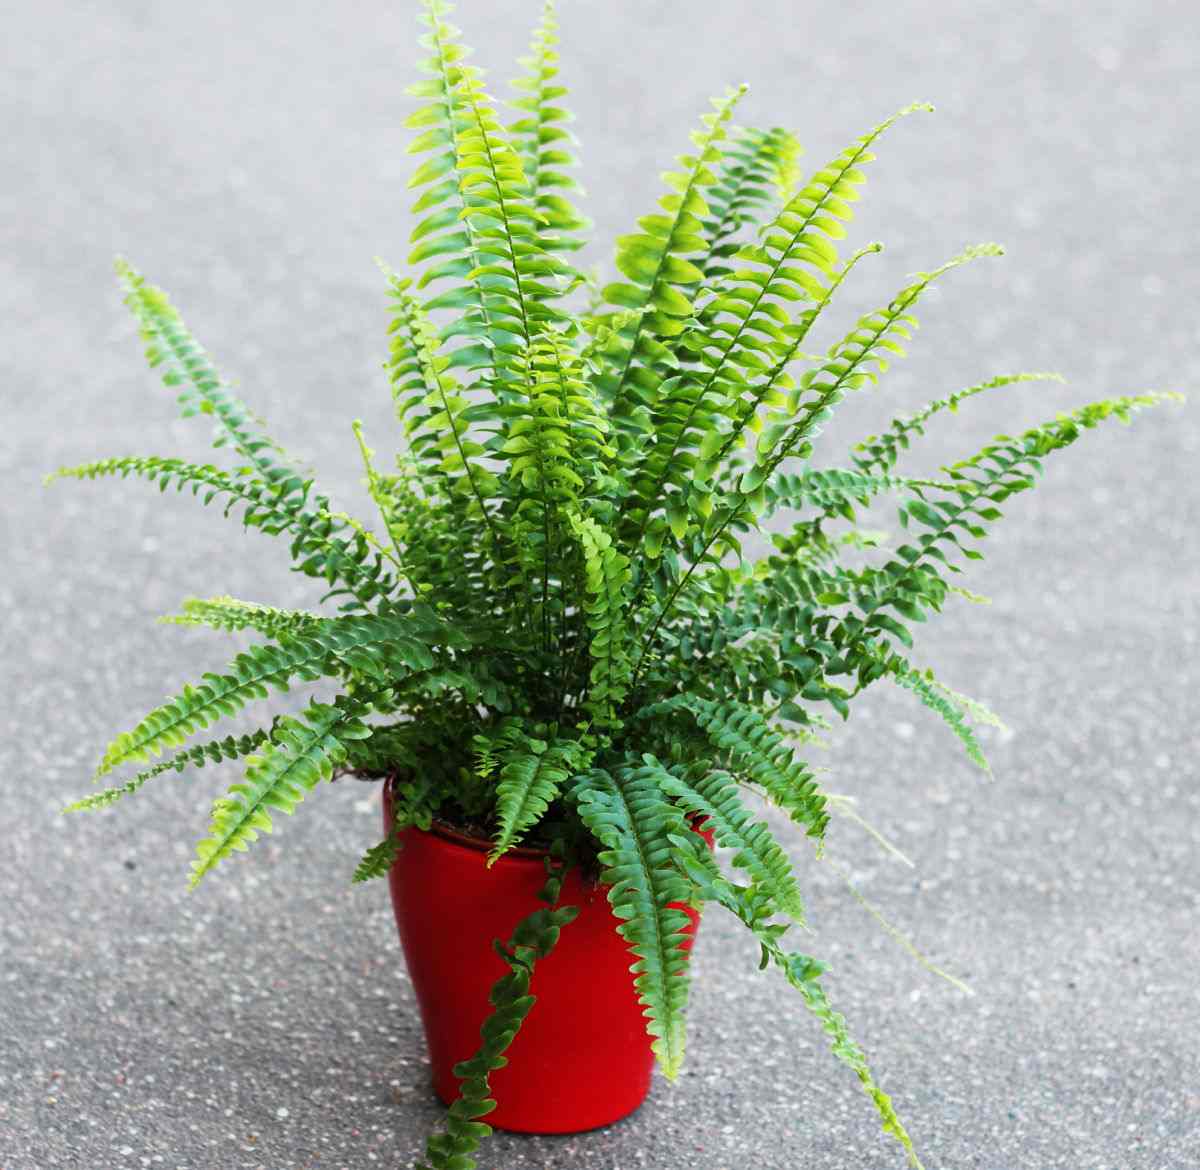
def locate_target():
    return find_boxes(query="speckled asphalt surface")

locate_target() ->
[3,2,1199,1168]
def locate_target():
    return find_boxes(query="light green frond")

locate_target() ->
[160,596,323,639]
[508,0,588,253]
[598,86,746,435]
[700,125,804,279]
[114,259,288,482]
[568,511,634,729]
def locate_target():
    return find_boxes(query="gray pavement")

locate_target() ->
[3,1,1199,1167]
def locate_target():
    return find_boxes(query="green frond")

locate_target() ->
[488,732,583,863]
[114,259,288,482]
[160,596,323,639]
[764,466,953,523]
[508,0,588,253]
[571,764,695,1079]
[842,393,1184,657]
[63,730,270,812]
[670,840,922,1169]
[657,766,806,921]
[598,86,746,435]
[747,243,1005,483]
[568,511,634,729]
[189,696,373,886]
[46,456,399,607]
[700,125,804,279]
[417,847,577,1170]
[642,696,828,838]
[888,659,990,771]
[852,371,1066,475]
[352,826,403,884]
[94,611,458,777]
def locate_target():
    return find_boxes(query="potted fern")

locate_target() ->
[52,1,1180,1165]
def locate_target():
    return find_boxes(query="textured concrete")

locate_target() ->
[3,1,1199,1167]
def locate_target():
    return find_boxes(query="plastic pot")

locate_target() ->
[383,784,706,1134]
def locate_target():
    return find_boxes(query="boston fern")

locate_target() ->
[51,1,1179,1166]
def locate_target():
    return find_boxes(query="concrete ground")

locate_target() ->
[3,1,1198,1167]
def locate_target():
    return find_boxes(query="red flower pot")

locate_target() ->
[383,786,706,1134]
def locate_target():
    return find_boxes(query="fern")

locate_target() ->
[160,596,323,639]
[852,371,1065,475]
[657,765,806,922]
[47,456,399,606]
[489,731,584,863]
[64,730,270,812]
[642,696,829,838]
[598,87,745,439]
[94,612,452,777]
[568,511,634,729]
[114,260,288,483]
[571,764,695,1078]
[417,851,577,1170]
[58,8,1184,1165]
[508,1,588,254]
[190,696,373,886]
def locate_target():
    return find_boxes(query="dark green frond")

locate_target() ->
[64,730,270,813]
[657,766,806,921]
[93,611,459,777]
[571,763,694,1078]
[190,695,374,886]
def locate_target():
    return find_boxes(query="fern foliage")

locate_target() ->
[54,5,1182,1166]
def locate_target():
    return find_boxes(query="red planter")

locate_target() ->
[383,787,705,1134]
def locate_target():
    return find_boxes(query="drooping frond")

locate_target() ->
[160,596,323,639]
[417,851,577,1170]
[93,611,459,777]
[508,0,588,253]
[657,765,806,921]
[888,658,990,771]
[670,838,922,1169]
[46,456,400,606]
[642,696,828,838]
[852,371,1066,475]
[63,730,270,812]
[352,826,403,884]
[189,696,373,886]
[571,764,695,1079]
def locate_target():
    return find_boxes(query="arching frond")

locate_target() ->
[571,764,694,1079]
